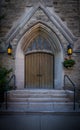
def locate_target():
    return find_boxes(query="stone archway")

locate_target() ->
[15,22,64,89]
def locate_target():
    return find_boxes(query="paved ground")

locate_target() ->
[0,112,80,130]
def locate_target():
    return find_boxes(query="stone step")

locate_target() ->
[7,90,67,98]
[7,97,70,102]
[3,102,77,112]
[8,93,67,98]
[8,89,66,95]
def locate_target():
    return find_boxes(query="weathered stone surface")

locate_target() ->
[0,0,80,38]
[0,0,80,89]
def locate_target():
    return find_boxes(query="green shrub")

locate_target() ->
[0,66,12,92]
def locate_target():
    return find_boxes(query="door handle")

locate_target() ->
[36,74,42,77]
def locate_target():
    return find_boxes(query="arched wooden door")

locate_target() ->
[25,52,54,89]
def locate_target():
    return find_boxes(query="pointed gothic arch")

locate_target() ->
[21,22,62,53]
[15,22,64,89]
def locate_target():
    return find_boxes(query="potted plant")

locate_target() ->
[63,58,75,68]
[0,65,12,106]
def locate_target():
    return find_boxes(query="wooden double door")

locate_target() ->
[25,52,54,89]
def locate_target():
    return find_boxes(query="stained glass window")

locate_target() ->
[26,36,52,52]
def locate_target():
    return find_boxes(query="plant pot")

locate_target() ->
[63,59,75,68]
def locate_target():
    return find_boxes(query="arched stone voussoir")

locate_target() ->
[21,22,62,54]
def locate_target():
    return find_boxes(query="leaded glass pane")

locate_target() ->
[26,36,52,52]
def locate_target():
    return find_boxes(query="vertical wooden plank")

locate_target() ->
[35,53,39,88]
[28,54,32,88]
[51,55,53,88]
[29,54,32,88]
[30,54,33,88]
[45,53,48,88]
[40,53,44,88]
[32,53,35,88]
[26,55,30,88]
[46,54,49,88]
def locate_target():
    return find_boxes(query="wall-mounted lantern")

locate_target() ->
[7,43,12,55]
[0,43,12,55]
[67,44,73,56]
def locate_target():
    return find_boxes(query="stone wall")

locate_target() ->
[0,0,80,88]
[0,0,80,40]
